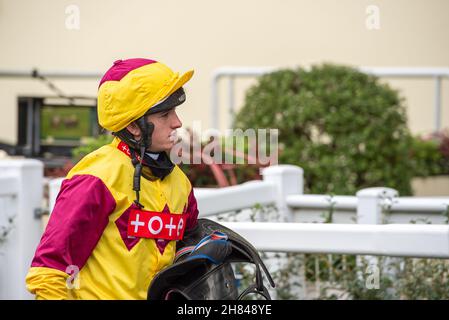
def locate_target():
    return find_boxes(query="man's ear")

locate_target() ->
[126,122,142,140]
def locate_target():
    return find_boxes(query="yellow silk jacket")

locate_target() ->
[26,137,198,299]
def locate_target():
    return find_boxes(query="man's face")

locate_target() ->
[126,107,182,152]
[145,108,182,152]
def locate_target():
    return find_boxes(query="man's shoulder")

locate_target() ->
[67,143,132,180]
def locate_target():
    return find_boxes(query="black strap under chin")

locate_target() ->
[114,117,155,209]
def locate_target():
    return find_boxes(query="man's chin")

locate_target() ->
[147,139,178,152]
[164,144,175,153]
[150,144,173,154]
[147,146,165,153]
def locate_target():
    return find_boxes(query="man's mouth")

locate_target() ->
[168,130,178,143]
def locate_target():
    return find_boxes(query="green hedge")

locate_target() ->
[411,131,449,177]
[234,64,416,195]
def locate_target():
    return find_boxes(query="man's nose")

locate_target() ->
[172,112,182,129]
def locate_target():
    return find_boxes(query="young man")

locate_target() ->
[25,58,199,299]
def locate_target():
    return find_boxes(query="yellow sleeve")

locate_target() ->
[25,267,71,300]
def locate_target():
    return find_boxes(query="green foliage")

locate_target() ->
[410,130,449,177]
[394,258,449,299]
[71,134,113,163]
[258,245,449,300]
[234,64,415,195]
[410,137,443,176]
[318,256,449,300]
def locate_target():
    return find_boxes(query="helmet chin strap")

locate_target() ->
[131,117,154,208]
[114,116,176,207]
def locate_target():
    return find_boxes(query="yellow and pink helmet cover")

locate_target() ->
[97,58,193,132]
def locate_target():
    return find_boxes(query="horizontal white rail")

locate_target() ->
[359,67,449,78]
[47,175,449,218]
[0,69,101,79]
[389,197,449,213]
[196,181,276,217]
[286,195,357,210]
[212,67,277,78]
[47,179,278,217]
[213,66,449,79]
[221,222,449,258]
[287,194,449,214]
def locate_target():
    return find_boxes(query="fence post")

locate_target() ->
[0,159,43,299]
[261,165,303,222]
[356,187,398,286]
[356,187,398,224]
[261,165,305,299]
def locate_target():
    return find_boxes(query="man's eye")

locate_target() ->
[160,112,169,118]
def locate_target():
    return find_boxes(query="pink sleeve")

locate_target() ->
[31,174,116,273]
[184,188,199,231]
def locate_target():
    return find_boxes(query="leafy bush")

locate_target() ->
[234,64,415,195]
[410,136,444,176]
[317,255,449,300]
[411,130,449,177]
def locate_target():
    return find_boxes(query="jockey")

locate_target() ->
[26,58,198,299]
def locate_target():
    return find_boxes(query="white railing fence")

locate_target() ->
[46,165,449,258]
[0,160,43,300]
[1,160,449,299]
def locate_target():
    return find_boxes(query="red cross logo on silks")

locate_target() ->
[127,208,186,241]
[118,141,131,156]
[117,141,141,161]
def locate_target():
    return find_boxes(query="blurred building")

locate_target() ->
[0,0,448,193]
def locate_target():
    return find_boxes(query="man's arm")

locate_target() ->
[26,174,116,299]
[184,187,199,233]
